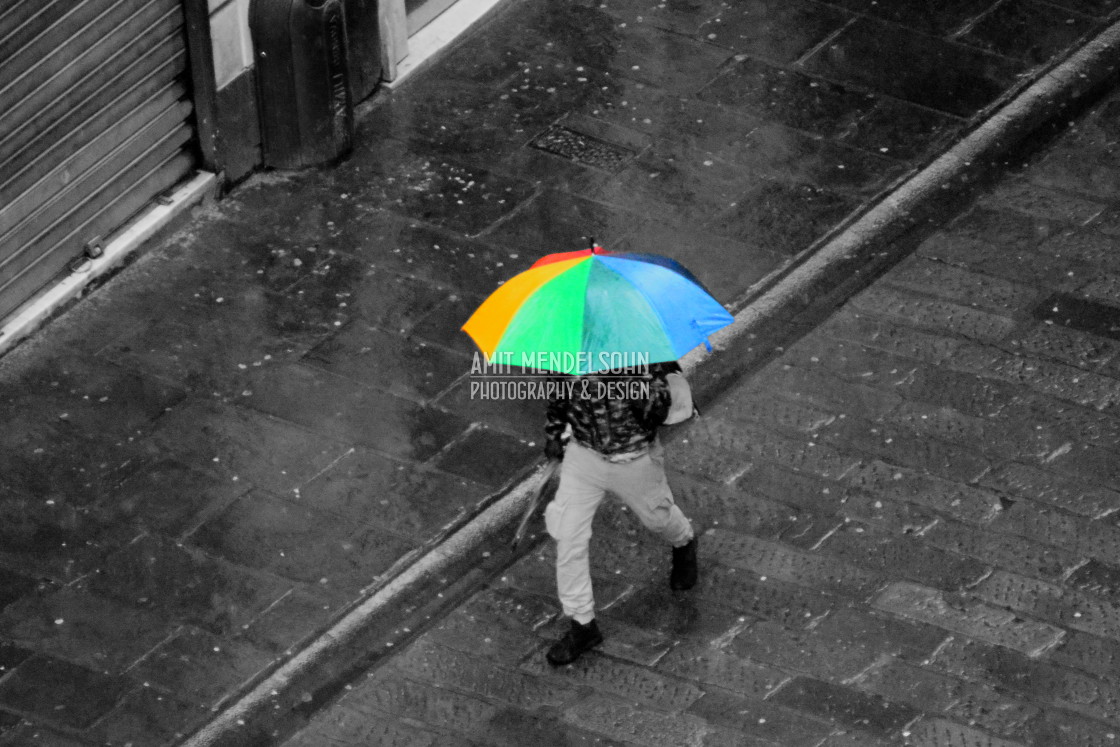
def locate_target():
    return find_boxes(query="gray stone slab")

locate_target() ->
[656,643,788,700]
[768,675,920,738]
[979,179,1107,226]
[817,522,989,591]
[562,696,712,746]
[0,589,170,675]
[905,718,1027,747]
[698,566,839,628]
[922,520,1079,582]
[931,637,1120,725]
[850,286,1019,343]
[885,256,1041,313]
[977,569,1120,642]
[129,627,274,706]
[704,529,882,598]
[873,582,1065,655]
[980,461,1120,519]
[189,489,416,594]
[688,686,833,746]
[993,501,1120,566]
[843,459,1001,525]
[0,655,130,730]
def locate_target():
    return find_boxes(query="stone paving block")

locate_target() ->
[706,392,837,436]
[697,565,839,628]
[917,232,1074,287]
[1036,227,1120,272]
[604,583,748,642]
[741,361,905,421]
[189,489,417,594]
[0,654,130,729]
[240,587,343,654]
[839,490,940,536]
[877,401,1002,456]
[90,686,206,747]
[818,522,989,591]
[0,643,31,675]
[563,695,715,746]
[656,642,789,700]
[946,342,1120,410]
[820,416,991,484]
[850,286,1019,343]
[344,671,500,736]
[1047,629,1120,681]
[993,501,1120,566]
[393,637,579,710]
[812,607,949,664]
[521,646,704,710]
[898,365,1022,419]
[843,460,1002,525]
[885,256,1041,313]
[87,534,293,638]
[736,460,849,517]
[704,529,882,598]
[0,588,171,675]
[818,311,965,365]
[978,179,1106,225]
[1068,558,1120,599]
[923,520,1078,582]
[730,619,882,682]
[1029,705,1120,747]
[932,637,1120,725]
[0,722,96,746]
[980,461,1120,519]
[687,686,833,746]
[1009,321,1120,373]
[1038,440,1120,495]
[687,416,864,481]
[904,718,1026,747]
[668,473,809,540]
[859,660,1039,742]
[994,393,1120,451]
[768,675,920,738]
[284,702,443,747]
[977,569,1120,642]
[565,615,677,668]
[873,582,1065,656]
[0,568,36,614]
[130,626,274,706]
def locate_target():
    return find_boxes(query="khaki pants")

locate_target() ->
[545,439,693,623]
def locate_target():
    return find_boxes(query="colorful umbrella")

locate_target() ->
[462,245,734,374]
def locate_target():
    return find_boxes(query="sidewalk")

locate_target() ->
[1,0,1119,745]
[286,84,1120,747]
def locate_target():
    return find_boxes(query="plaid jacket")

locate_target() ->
[544,365,674,458]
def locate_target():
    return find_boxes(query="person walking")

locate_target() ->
[542,361,698,666]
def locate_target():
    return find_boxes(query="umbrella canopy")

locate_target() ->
[462,246,734,374]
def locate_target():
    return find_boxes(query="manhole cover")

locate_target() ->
[529,126,635,170]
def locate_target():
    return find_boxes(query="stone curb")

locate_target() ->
[0,172,218,359]
[179,18,1120,747]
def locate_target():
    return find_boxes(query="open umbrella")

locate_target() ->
[462,245,734,374]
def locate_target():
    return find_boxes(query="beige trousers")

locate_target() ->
[544,439,693,623]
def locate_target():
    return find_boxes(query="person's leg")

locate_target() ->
[609,440,692,546]
[609,440,698,590]
[544,442,607,664]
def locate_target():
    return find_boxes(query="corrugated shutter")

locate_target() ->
[0,0,197,320]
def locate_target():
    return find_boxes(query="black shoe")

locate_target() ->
[670,536,698,590]
[546,618,603,666]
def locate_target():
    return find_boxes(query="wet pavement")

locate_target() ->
[0,0,1118,744]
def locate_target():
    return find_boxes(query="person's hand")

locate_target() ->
[544,439,565,461]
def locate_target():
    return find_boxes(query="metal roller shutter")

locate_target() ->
[0,0,197,320]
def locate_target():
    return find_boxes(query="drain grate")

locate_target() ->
[529,126,635,170]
